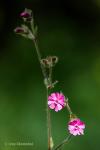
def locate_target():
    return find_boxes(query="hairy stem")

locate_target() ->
[49,66,52,85]
[33,39,47,79]
[32,39,52,150]
[53,134,72,150]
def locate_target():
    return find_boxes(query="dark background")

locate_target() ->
[0,0,100,150]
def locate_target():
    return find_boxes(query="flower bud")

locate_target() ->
[14,25,35,40]
[14,27,26,34]
[14,25,29,34]
[20,8,32,21]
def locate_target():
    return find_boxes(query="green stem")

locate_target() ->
[66,103,73,115]
[53,134,72,150]
[31,19,35,34]
[33,39,41,62]
[47,89,52,150]
[65,99,73,115]
[49,66,53,85]
[33,39,47,79]
[32,39,52,150]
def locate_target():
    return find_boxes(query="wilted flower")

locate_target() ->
[48,92,65,112]
[41,56,58,68]
[68,118,85,136]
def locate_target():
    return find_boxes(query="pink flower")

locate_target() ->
[48,92,65,112]
[68,118,85,136]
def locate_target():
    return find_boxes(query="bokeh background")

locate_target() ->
[0,0,100,149]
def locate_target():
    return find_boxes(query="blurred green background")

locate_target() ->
[0,0,100,149]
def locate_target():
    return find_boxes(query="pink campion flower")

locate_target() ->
[48,92,65,112]
[68,118,85,136]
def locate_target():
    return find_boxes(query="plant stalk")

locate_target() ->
[47,88,52,150]
[33,38,52,150]
[53,134,72,150]
[33,39,47,79]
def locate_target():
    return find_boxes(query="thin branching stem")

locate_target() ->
[65,99,73,115]
[53,134,72,150]
[66,103,73,115]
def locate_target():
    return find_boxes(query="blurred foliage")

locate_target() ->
[0,0,100,150]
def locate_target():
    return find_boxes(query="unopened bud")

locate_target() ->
[14,27,26,34]
[20,8,32,21]
[14,25,35,40]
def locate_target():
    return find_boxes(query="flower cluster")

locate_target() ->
[14,8,37,40]
[48,92,85,136]
[14,9,86,150]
